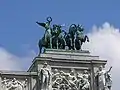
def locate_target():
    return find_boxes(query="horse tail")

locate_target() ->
[85,35,89,42]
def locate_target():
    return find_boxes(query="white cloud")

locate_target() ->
[83,22,120,90]
[0,47,36,71]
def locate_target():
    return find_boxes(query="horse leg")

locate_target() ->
[80,41,83,50]
[70,38,72,49]
[73,38,76,50]
[75,38,80,50]
[50,37,52,48]
[70,38,75,50]
[66,39,70,50]
[61,38,66,49]
[78,40,81,50]
[64,39,66,49]
[43,47,46,53]
[62,39,66,49]
[68,38,72,50]
[38,39,42,56]
[56,38,59,49]
[65,37,71,50]
[60,38,65,49]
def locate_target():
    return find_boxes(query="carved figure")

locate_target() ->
[52,69,60,81]
[76,70,90,90]
[105,67,112,90]
[81,75,90,90]
[8,78,23,90]
[81,70,90,90]
[58,71,70,90]
[52,69,61,89]
[21,79,28,89]
[65,70,77,90]
[95,66,106,90]
[38,62,51,90]
[76,73,84,90]
[83,70,90,82]
[2,78,9,85]
[1,78,11,89]
[1,77,27,90]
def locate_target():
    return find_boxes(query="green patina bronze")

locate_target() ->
[75,24,89,50]
[36,17,52,49]
[36,17,89,55]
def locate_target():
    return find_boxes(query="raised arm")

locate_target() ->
[36,22,46,28]
[107,66,112,73]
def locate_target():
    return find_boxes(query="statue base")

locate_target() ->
[28,49,107,90]
[0,49,107,90]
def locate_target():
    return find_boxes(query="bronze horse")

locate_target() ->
[75,24,89,50]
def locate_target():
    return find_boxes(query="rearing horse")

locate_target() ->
[68,24,77,50]
[52,24,65,49]
[75,24,89,50]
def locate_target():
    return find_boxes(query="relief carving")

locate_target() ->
[38,62,51,90]
[52,69,90,90]
[1,77,28,90]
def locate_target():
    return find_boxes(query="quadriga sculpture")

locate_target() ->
[36,17,89,55]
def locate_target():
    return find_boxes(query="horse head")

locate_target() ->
[69,24,77,37]
[77,24,84,31]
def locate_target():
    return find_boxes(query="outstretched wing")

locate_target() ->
[36,22,46,28]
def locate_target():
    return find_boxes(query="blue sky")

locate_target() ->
[0,0,120,56]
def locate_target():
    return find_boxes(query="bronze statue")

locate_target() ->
[68,24,77,50]
[75,24,89,50]
[52,24,65,49]
[36,17,89,55]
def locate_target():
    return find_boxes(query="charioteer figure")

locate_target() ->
[36,17,53,55]
[38,62,51,90]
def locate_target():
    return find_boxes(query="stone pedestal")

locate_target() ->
[28,49,107,90]
[0,49,107,90]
